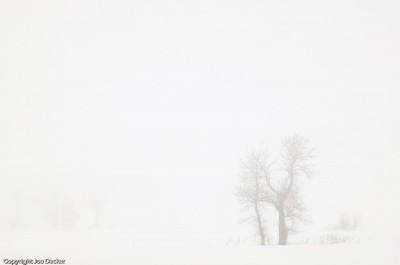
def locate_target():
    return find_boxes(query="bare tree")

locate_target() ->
[90,194,108,228]
[333,214,362,231]
[352,215,362,230]
[58,198,78,229]
[40,192,78,230]
[235,147,270,245]
[89,186,111,229]
[42,192,60,229]
[338,214,352,230]
[263,135,314,245]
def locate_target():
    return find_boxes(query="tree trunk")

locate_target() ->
[255,204,265,245]
[278,205,287,245]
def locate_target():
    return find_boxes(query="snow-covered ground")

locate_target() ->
[1,230,399,265]
[2,244,399,265]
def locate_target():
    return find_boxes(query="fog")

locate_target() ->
[0,0,399,247]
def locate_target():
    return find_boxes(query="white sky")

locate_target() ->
[0,0,399,245]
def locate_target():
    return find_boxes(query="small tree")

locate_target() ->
[334,214,362,231]
[41,192,78,230]
[263,135,314,245]
[89,185,111,229]
[352,215,361,230]
[235,147,270,245]
[90,194,108,228]
[338,214,352,230]
[58,198,78,229]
